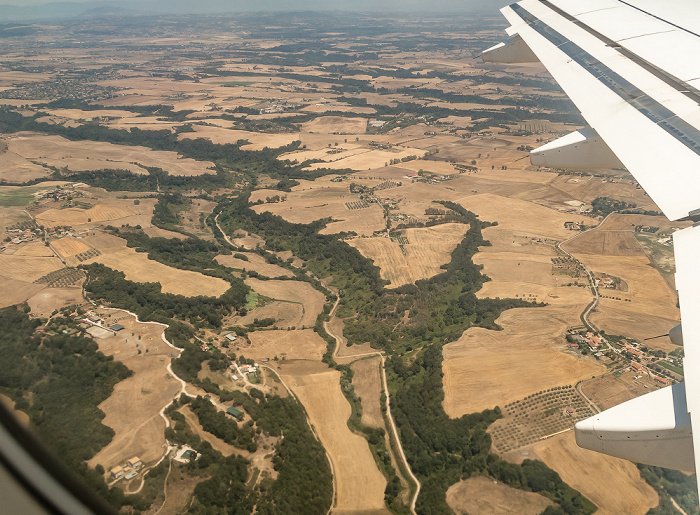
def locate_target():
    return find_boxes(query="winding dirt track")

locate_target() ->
[324,298,421,515]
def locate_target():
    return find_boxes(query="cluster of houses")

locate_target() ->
[569,331,606,354]
[569,331,673,387]
[238,363,258,375]
[78,311,124,334]
[564,221,585,230]
[5,228,37,246]
[109,457,142,481]
[594,275,617,289]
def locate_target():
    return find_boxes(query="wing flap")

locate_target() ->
[500,0,700,220]
[673,225,700,476]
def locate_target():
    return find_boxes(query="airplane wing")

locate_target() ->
[483,0,700,483]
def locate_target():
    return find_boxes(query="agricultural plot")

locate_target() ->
[446,476,554,515]
[488,385,595,454]
[301,116,368,134]
[83,237,229,297]
[0,144,51,183]
[8,133,216,176]
[458,193,593,240]
[35,203,139,229]
[245,329,327,361]
[50,236,93,259]
[215,252,293,278]
[442,304,603,417]
[0,277,45,308]
[572,254,679,350]
[250,184,386,236]
[581,370,658,412]
[345,200,370,210]
[531,432,658,515]
[35,267,85,287]
[243,278,326,328]
[348,223,468,287]
[179,125,300,150]
[0,254,64,282]
[279,366,388,512]
[350,357,383,428]
[26,287,85,317]
[233,301,304,330]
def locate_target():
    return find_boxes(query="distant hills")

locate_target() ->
[0,0,509,23]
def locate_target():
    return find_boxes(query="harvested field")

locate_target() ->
[234,301,304,330]
[0,145,50,183]
[280,367,387,512]
[230,230,266,249]
[550,175,656,207]
[348,223,468,287]
[563,230,644,257]
[351,357,383,428]
[245,329,326,361]
[457,193,593,240]
[598,213,687,233]
[51,236,92,258]
[244,278,325,328]
[88,311,182,471]
[216,252,293,278]
[572,254,678,349]
[581,370,659,412]
[531,432,658,515]
[0,277,44,308]
[306,147,425,172]
[251,186,385,236]
[83,237,229,297]
[13,242,55,257]
[27,287,84,318]
[35,203,137,228]
[8,132,215,176]
[302,116,368,134]
[142,226,188,239]
[179,125,300,150]
[443,305,604,416]
[446,476,553,515]
[0,254,64,282]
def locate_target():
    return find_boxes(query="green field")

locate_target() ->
[0,186,45,207]
[658,361,683,375]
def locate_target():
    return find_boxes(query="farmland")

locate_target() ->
[0,7,688,515]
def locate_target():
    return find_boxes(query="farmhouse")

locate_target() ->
[127,456,142,469]
[226,407,244,421]
[630,362,644,373]
[626,348,643,358]
[109,466,124,480]
[654,376,670,386]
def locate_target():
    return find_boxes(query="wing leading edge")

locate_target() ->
[484,0,700,486]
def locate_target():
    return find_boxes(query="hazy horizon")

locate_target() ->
[0,0,511,12]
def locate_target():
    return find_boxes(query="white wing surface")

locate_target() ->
[483,0,700,483]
